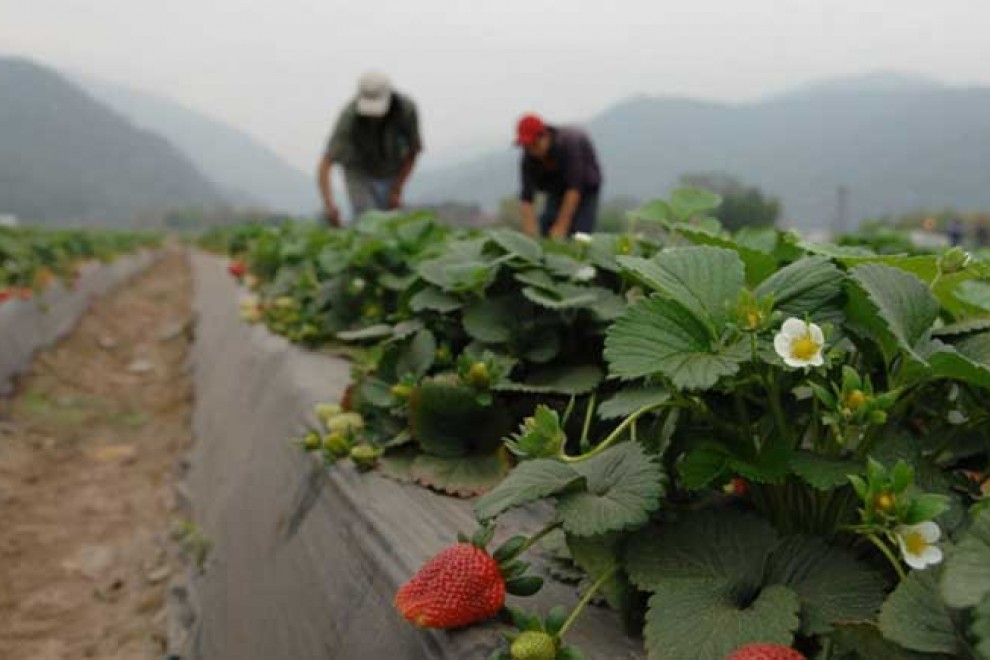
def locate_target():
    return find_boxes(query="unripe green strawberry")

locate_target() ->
[510,631,557,660]
[725,643,806,660]
[395,543,506,629]
[323,432,350,458]
[391,383,413,399]
[315,403,343,426]
[350,443,381,471]
[301,432,321,452]
[326,412,364,433]
[465,362,490,388]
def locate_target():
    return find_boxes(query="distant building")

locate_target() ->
[0,214,19,227]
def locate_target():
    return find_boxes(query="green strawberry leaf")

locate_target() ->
[677,443,730,490]
[474,459,585,521]
[463,296,517,343]
[755,256,845,319]
[377,447,417,483]
[669,187,722,222]
[514,269,557,291]
[625,509,777,591]
[494,364,604,396]
[597,386,670,420]
[631,199,672,224]
[789,451,865,490]
[556,443,665,537]
[972,596,990,659]
[829,622,951,660]
[765,536,886,635]
[940,507,990,609]
[846,263,939,366]
[617,246,744,326]
[522,284,600,310]
[932,317,990,338]
[409,452,509,497]
[489,229,543,264]
[879,569,959,656]
[410,377,510,457]
[566,532,631,611]
[670,223,779,286]
[604,296,746,390]
[409,287,462,313]
[922,337,990,389]
[395,329,436,379]
[336,323,394,341]
[643,582,799,660]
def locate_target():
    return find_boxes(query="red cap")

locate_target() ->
[515,113,546,146]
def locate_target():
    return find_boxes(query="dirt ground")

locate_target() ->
[0,251,193,660]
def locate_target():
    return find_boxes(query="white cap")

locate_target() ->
[356,71,392,117]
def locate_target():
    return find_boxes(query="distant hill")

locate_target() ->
[0,57,226,226]
[81,77,318,214]
[408,73,990,231]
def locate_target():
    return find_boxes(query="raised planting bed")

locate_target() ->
[0,250,159,394]
[180,252,644,660]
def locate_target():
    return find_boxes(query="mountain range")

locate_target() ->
[80,76,317,214]
[4,56,990,231]
[0,57,225,226]
[408,72,990,231]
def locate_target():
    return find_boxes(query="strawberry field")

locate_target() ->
[0,226,161,302]
[194,188,990,660]
[0,227,161,393]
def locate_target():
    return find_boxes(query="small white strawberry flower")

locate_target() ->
[574,265,597,282]
[895,521,943,570]
[773,318,825,368]
[573,232,592,245]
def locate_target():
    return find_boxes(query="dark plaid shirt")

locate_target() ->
[325,92,421,178]
[520,126,602,202]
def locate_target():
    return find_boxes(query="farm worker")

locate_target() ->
[318,71,422,227]
[515,113,602,239]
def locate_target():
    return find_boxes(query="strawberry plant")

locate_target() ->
[214,192,990,659]
[0,226,160,300]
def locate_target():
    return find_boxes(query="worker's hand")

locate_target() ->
[324,203,341,228]
[388,187,403,210]
[548,223,569,240]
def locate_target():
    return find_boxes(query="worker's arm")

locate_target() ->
[388,152,419,209]
[317,155,340,227]
[520,201,538,237]
[549,188,582,239]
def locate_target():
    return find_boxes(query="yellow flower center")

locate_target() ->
[903,531,927,556]
[790,335,821,361]
[745,310,762,330]
[844,389,867,411]
[874,492,895,512]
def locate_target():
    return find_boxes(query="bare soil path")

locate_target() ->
[0,251,193,660]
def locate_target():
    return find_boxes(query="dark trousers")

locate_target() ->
[539,190,599,236]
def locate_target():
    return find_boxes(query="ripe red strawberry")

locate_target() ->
[0,289,11,305]
[395,543,505,629]
[725,643,805,660]
[228,261,247,279]
[16,287,32,301]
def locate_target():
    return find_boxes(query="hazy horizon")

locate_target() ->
[4,0,990,176]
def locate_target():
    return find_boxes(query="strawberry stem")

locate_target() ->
[519,520,562,556]
[867,532,906,581]
[558,565,618,638]
[561,402,664,463]
[578,392,596,453]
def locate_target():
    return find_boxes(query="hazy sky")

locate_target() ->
[3,0,989,174]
